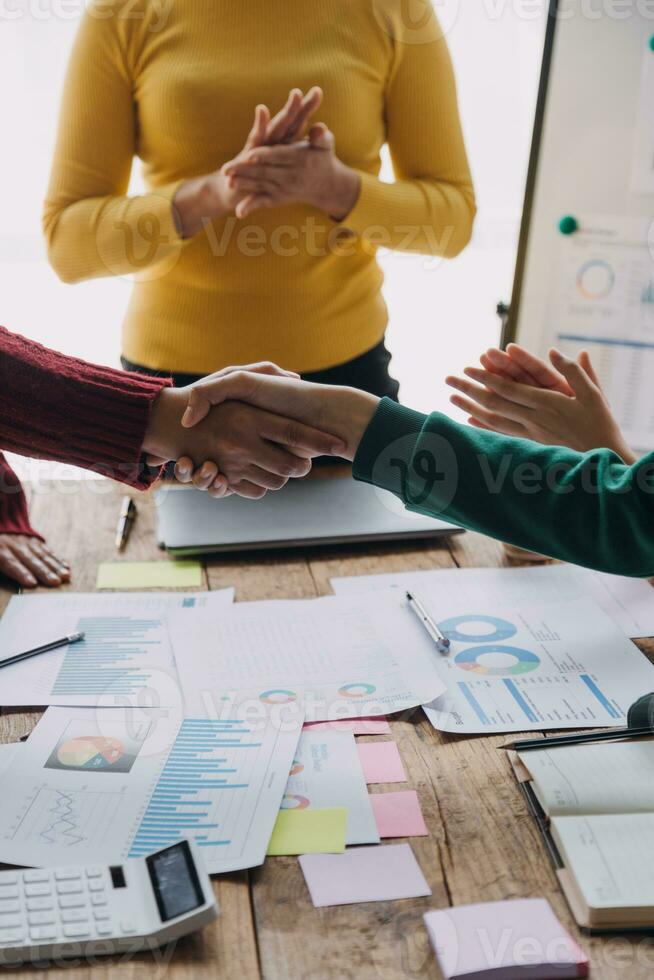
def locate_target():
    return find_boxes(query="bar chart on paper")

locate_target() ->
[128,715,303,873]
[0,591,235,708]
[52,616,166,698]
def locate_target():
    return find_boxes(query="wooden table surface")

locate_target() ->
[2,479,654,980]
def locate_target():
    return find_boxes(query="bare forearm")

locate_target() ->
[173,177,229,239]
[308,161,361,221]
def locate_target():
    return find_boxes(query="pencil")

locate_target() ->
[0,632,85,670]
[499,726,654,752]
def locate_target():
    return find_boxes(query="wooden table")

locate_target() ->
[2,479,654,980]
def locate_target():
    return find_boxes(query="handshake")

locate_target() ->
[143,363,381,498]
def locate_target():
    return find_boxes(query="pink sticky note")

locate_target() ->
[424,900,588,980]
[371,791,428,838]
[357,741,406,784]
[299,843,432,908]
[303,718,391,736]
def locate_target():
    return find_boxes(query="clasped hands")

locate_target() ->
[174,87,360,237]
[144,363,381,499]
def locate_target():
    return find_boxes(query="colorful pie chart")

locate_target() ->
[259,689,297,705]
[56,736,126,771]
[455,645,541,677]
[338,683,377,698]
[280,794,311,810]
[576,259,615,300]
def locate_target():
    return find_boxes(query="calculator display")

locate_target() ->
[146,841,205,922]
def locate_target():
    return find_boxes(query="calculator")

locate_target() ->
[0,840,218,966]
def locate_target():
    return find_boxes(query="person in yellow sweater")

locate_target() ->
[43,0,476,397]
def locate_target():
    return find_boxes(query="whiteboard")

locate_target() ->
[506,2,654,450]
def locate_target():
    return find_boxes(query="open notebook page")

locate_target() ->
[520,739,654,815]
[552,813,654,912]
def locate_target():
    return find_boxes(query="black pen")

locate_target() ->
[116,496,137,551]
[0,632,85,670]
[499,726,654,752]
[405,591,450,654]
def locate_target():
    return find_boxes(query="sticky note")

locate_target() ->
[96,561,203,590]
[357,741,407,784]
[267,808,347,856]
[303,718,391,735]
[299,843,431,908]
[370,791,428,838]
[424,900,589,980]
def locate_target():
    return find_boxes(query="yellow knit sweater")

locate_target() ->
[44,0,476,374]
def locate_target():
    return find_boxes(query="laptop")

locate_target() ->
[155,474,462,556]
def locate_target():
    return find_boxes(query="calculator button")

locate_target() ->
[0,886,19,900]
[26,897,53,912]
[0,875,18,885]
[56,881,83,895]
[95,921,113,936]
[61,909,90,924]
[88,879,105,892]
[25,883,51,898]
[85,867,103,879]
[24,870,50,883]
[120,920,137,935]
[91,893,107,906]
[63,924,91,938]
[0,928,25,944]
[55,868,81,881]
[59,894,86,909]
[30,925,57,942]
[28,911,55,926]
[0,915,20,929]
[0,900,21,915]
[93,908,110,921]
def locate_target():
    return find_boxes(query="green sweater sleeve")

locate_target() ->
[353,398,654,577]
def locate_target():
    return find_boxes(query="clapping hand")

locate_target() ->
[223,123,360,221]
[446,344,637,463]
[174,88,325,238]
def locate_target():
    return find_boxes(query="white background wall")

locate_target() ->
[0,1,547,477]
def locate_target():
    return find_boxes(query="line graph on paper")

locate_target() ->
[7,786,126,850]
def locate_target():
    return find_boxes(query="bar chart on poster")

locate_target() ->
[506,5,654,450]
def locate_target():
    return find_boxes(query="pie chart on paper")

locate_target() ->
[56,736,126,771]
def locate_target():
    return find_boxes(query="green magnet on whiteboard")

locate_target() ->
[558,215,578,236]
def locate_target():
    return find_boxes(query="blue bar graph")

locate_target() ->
[457,683,491,725]
[503,679,539,723]
[52,616,163,696]
[128,719,263,857]
[580,674,621,719]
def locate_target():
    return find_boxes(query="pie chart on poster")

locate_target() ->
[56,736,126,771]
[455,645,541,677]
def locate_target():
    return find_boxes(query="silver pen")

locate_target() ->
[405,591,450,655]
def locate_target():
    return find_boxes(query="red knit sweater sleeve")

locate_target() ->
[0,454,43,540]
[0,326,171,490]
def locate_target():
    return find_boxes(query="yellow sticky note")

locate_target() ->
[267,809,348,856]
[96,561,203,590]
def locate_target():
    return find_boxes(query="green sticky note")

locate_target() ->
[96,561,203,590]
[267,809,348,856]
